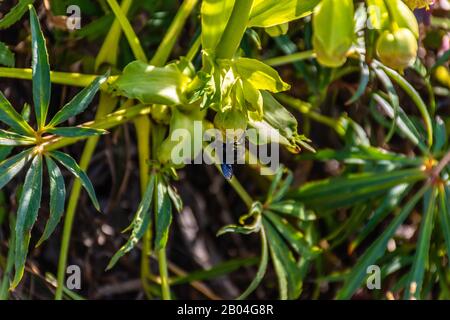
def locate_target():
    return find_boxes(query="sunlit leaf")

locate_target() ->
[50,151,100,211]
[154,176,173,251]
[46,127,107,138]
[0,0,35,30]
[0,149,33,190]
[0,91,35,136]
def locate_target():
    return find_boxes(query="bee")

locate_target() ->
[220,137,245,180]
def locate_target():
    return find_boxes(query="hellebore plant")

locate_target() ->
[0,0,448,301]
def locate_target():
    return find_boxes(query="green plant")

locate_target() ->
[0,0,448,301]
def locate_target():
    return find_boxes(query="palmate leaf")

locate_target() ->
[336,184,429,299]
[47,73,109,127]
[0,0,35,29]
[36,156,66,247]
[0,149,33,190]
[107,175,156,270]
[46,127,107,138]
[30,6,51,129]
[154,176,173,251]
[49,151,100,211]
[0,91,34,136]
[0,129,35,146]
[404,188,437,299]
[12,155,43,288]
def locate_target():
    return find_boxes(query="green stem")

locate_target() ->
[0,67,103,88]
[158,248,171,299]
[264,50,316,67]
[215,0,254,59]
[150,0,199,66]
[106,0,148,62]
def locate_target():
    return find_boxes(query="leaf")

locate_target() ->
[290,168,425,210]
[0,42,15,67]
[336,184,428,299]
[0,91,35,136]
[234,58,290,93]
[264,211,321,259]
[110,61,190,105]
[405,188,436,300]
[201,0,236,51]
[30,6,51,129]
[237,228,269,300]
[0,0,35,29]
[12,155,43,288]
[0,129,35,146]
[50,151,100,211]
[438,187,450,263]
[154,177,173,251]
[36,156,66,247]
[432,117,447,154]
[346,60,369,105]
[167,185,183,214]
[248,0,320,28]
[269,200,316,221]
[263,218,303,299]
[107,175,155,270]
[46,127,107,138]
[0,149,33,190]
[48,73,109,127]
[380,64,433,147]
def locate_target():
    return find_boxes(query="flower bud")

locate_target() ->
[376,28,418,70]
[312,0,355,68]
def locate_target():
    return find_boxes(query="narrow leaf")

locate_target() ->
[48,73,109,127]
[36,156,66,247]
[0,91,35,136]
[0,41,15,67]
[154,177,173,251]
[30,6,51,128]
[107,175,155,270]
[50,151,100,211]
[0,149,33,190]
[46,127,107,138]
[0,129,35,146]
[12,155,43,288]
[0,0,34,29]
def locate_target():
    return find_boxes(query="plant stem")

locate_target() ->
[106,0,148,62]
[215,0,254,59]
[158,248,171,299]
[0,67,103,88]
[432,150,450,177]
[264,50,316,67]
[150,0,199,66]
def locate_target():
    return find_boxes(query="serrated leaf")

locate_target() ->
[46,127,107,138]
[0,129,35,146]
[263,218,303,299]
[0,42,15,67]
[107,175,155,270]
[110,61,190,105]
[36,156,66,247]
[269,200,316,221]
[404,188,436,299]
[50,151,100,211]
[48,73,109,127]
[0,149,33,190]
[248,0,320,28]
[291,168,426,211]
[234,58,290,93]
[0,91,35,136]
[12,155,43,288]
[0,0,35,30]
[264,211,321,259]
[154,177,173,251]
[336,184,428,299]
[30,6,51,129]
